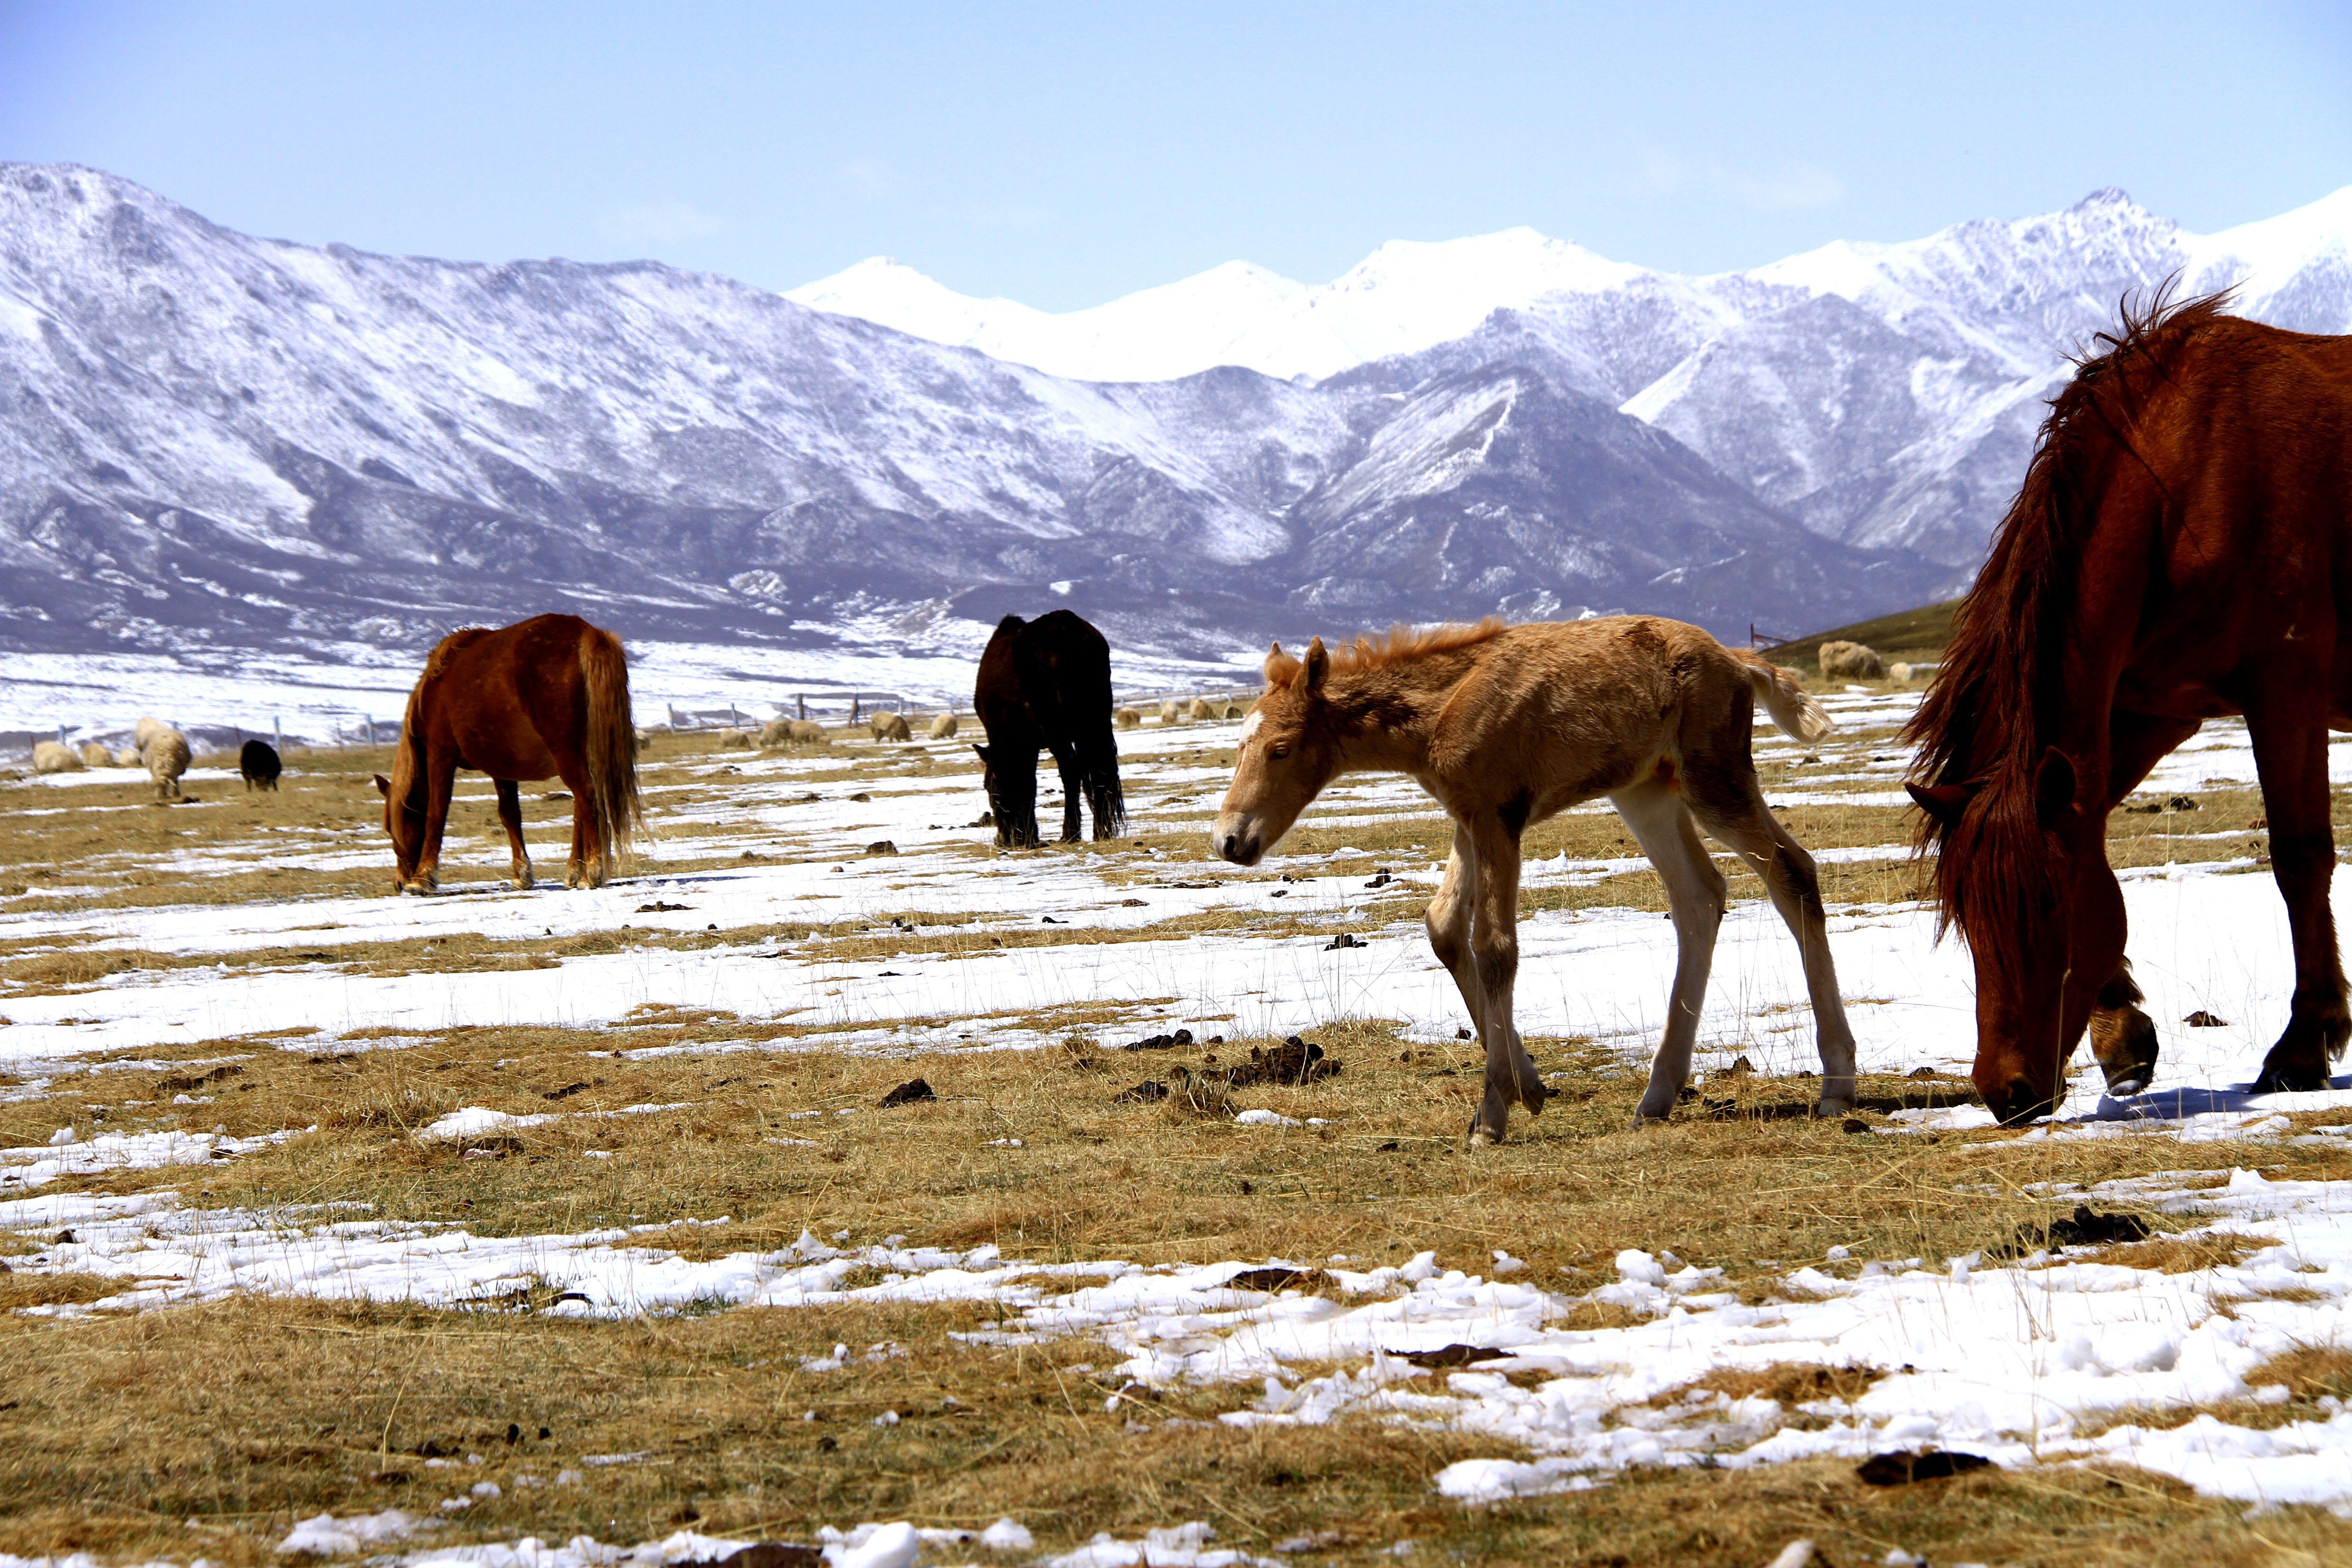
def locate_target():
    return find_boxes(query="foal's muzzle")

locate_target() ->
[1210,812,1265,867]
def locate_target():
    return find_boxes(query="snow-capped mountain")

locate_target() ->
[0,163,2345,688]
[800,186,2352,571]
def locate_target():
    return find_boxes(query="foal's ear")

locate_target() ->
[373,773,391,798]
[1301,637,1329,693]
[2033,747,2078,828]
[1904,781,1975,828]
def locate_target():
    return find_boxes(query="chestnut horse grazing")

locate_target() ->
[373,614,644,894]
[1907,293,2352,1124]
[973,611,1126,848]
[1212,617,1856,1144]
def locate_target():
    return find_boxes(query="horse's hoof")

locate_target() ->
[1813,1098,1856,1118]
[2252,1063,2326,1095]
[1629,1112,1672,1130]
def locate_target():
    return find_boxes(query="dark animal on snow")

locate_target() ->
[1906,289,2352,1124]
[1213,617,1850,1145]
[372,613,644,894]
[240,739,282,792]
[972,610,1127,848]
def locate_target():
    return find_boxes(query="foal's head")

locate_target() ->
[1212,638,1345,866]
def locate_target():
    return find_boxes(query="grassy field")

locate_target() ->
[1,689,2349,1567]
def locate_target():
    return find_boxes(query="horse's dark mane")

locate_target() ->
[1902,283,2234,961]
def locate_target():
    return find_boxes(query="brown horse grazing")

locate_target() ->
[372,614,644,894]
[1212,617,1856,1144]
[1905,291,2352,1125]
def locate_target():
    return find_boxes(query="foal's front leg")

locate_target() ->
[1614,780,1728,1124]
[1458,817,1548,1146]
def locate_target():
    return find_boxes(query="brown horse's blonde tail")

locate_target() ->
[580,626,645,864]
[1742,653,1834,745]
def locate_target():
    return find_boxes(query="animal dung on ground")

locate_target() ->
[635,901,691,913]
[878,1078,936,1107]
[1225,1266,1329,1294]
[1364,868,1392,887]
[1225,1035,1340,1088]
[1119,1029,1194,1051]
[864,840,897,856]
[1394,1343,1509,1369]
[1112,1079,1169,1104]
[1721,1055,1756,1078]
[676,1546,824,1568]
[848,792,872,802]
[1990,1204,2151,1259]
[1324,932,1367,950]
[1855,1450,1993,1486]
[2184,1009,2228,1027]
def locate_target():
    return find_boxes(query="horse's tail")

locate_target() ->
[1738,651,1833,744]
[579,625,645,862]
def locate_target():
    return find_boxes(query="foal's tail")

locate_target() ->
[1738,651,1834,745]
[580,625,646,862]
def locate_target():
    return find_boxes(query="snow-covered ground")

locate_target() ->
[8,689,2352,1539]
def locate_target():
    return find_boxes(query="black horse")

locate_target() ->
[240,738,282,792]
[973,611,1126,848]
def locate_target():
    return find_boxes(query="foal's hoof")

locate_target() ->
[1629,1112,1672,1130]
[1812,1098,1856,1118]
[1465,1114,1503,1147]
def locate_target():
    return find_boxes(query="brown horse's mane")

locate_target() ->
[1902,283,2234,960]
[1267,617,1508,686]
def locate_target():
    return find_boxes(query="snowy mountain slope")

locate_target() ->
[797,185,2352,576]
[0,163,1939,676]
[788,229,1652,384]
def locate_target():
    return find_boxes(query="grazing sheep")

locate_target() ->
[635,727,657,752]
[871,711,912,742]
[31,740,82,774]
[145,729,191,800]
[718,728,752,750]
[79,740,111,767]
[133,716,167,752]
[1159,698,1186,725]
[1888,662,1914,683]
[240,738,282,792]
[1112,706,1140,730]
[1818,640,1886,681]
[929,712,959,740]
[784,718,827,745]
[113,747,140,768]
[1188,696,1215,721]
[1218,701,1245,720]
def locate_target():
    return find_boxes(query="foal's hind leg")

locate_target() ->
[1686,786,1857,1115]
[1616,779,1729,1124]
[493,779,534,890]
[2244,699,2350,1092]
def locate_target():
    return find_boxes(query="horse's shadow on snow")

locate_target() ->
[2091,1075,2352,1121]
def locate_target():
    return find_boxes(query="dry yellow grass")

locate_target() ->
[4,724,2351,1563]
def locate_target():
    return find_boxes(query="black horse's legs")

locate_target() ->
[1050,744,1083,842]
[995,746,1042,848]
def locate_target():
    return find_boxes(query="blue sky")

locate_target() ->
[2,1,2347,309]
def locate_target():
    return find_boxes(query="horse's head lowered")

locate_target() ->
[373,770,431,893]
[1212,638,1346,866]
[1910,745,2092,1124]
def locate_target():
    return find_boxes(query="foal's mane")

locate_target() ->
[1902,284,2232,956]
[1267,617,1508,686]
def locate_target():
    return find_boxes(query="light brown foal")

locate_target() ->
[1211,617,1857,1143]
